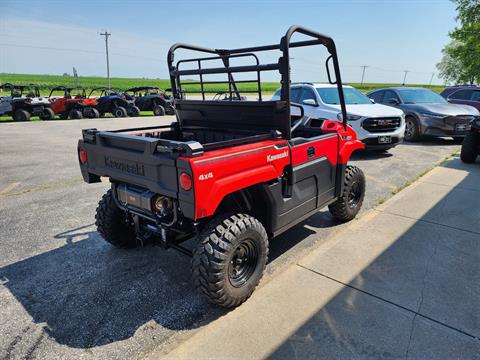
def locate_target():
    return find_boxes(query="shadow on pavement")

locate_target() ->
[0,208,342,350]
[267,158,480,359]
[0,224,225,349]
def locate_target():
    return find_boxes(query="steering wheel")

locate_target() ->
[290,102,306,133]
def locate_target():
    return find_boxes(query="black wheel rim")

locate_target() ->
[228,239,259,288]
[405,120,415,138]
[348,180,362,209]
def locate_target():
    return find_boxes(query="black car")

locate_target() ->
[123,87,174,116]
[367,87,479,142]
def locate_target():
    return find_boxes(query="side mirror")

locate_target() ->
[387,98,399,105]
[302,98,318,106]
[370,98,375,104]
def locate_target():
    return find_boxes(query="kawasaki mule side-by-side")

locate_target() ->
[123,86,175,116]
[49,87,99,119]
[0,83,54,121]
[460,117,480,163]
[77,26,366,307]
[88,87,141,118]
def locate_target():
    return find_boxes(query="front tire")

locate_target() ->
[39,107,55,120]
[192,213,268,308]
[404,116,421,142]
[95,190,137,248]
[84,107,100,118]
[153,104,165,116]
[128,106,141,117]
[460,133,479,163]
[113,106,128,118]
[329,165,365,222]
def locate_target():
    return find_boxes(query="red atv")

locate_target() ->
[49,87,99,119]
[77,26,366,308]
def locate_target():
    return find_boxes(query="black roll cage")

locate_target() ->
[49,86,87,98]
[167,25,348,138]
[88,87,122,98]
[0,83,41,97]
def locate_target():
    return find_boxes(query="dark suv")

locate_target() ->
[440,85,480,112]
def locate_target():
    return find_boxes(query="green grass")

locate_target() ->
[0,72,446,121]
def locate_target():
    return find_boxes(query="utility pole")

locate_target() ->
[360,65,368,86]
[100,31,111,89]
[429,72,435,86]
[402,70,409,86]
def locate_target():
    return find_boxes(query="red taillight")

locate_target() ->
[79,149,88,164]
[179,172,192,191]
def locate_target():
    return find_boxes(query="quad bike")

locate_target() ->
[123,86,175,116]
[49,86,99,119]
[77,26,366,308]
[88,88,140,117]
[460,118,480,163]
[0,83,54,121]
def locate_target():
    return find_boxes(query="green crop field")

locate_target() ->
[0,73,445,122]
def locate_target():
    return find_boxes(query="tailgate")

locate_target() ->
[78,129,200,199]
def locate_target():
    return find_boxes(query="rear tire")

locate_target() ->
[192,213,268,308]
[113,106,128,118]
[460,133,479,163]
[95,189,137,248]
[128,106,141,117]
[39,107,55,120]
[404,116,421,142]
[68,109,83,119]
[13,109,30,122]
[329,165,365,222]
[153,104,165,116]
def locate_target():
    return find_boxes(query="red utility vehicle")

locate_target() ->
[49,87,99,119]
[77,26,366,307]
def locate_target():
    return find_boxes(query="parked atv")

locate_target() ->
[49,87,99,119]
[460,118,480,163]
[77,26,366,308]
[123,86,174,116]
[88,88,140,118]
[0,83,54,121]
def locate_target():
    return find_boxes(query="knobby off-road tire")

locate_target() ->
[95,189,137,248]
[404,116,421,142]
[113,106,128,118]
[13,109,30,122]
[192,213,269,308]
[128,106,141,117]
[329,165,366,222]
[153,104,165,116]
[39,107,55,120]
[460,133,479,163]
[69,109,83,119]
[84,107,100,118]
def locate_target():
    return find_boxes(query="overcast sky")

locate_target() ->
[0,0,457,85]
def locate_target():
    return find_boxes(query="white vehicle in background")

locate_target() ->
[272,83,406,150]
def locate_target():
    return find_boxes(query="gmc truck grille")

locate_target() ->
[362,117,401,133]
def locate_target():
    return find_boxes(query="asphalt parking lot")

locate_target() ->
[0,116,460,359]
